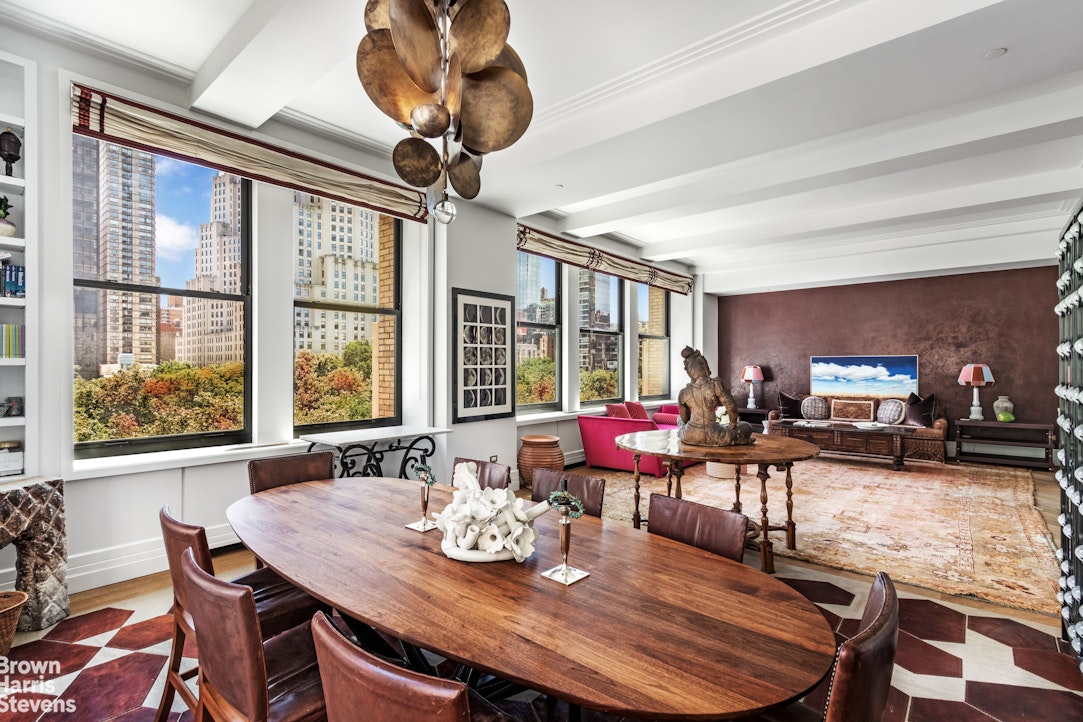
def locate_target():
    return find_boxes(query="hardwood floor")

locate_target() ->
[67,547,255,618]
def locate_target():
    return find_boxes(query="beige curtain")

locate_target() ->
[516,225,693,295]
[71,84,427,223]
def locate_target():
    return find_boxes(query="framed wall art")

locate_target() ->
[452,288,515,423]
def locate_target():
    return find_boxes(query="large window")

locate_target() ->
[73,139,251,457]
[637,283,669,398]
[292,195,400,430]
[578,269,622,404]
[515,251,560,409]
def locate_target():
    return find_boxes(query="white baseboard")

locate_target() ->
[0,522,242,595]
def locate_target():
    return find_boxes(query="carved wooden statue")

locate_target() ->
[677,347,755,447]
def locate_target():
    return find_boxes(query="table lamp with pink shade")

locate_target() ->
[742,365,764,409]
[958,363,994,421]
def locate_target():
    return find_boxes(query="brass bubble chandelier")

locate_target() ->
[357,0,533,223]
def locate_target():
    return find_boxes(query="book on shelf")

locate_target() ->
[0,324,24,358]
[2,263,24,298]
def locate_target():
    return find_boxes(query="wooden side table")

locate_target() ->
[953,420,1056,469]
[737,408,772,431]
[614,430,819,572]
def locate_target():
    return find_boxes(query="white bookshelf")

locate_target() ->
[0,51,35,477]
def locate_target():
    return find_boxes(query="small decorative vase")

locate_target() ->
[0,219,14,238]
[993,395,1014,422]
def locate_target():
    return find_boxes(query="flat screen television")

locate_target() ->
[810,355,919,399]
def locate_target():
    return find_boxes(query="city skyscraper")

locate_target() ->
[72,140,159,374]
[293,192,379,354]
[72,135,101,379]
[180,173,244,365]
[578,269,618,371]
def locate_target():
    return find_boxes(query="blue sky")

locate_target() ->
[154,156,215,291]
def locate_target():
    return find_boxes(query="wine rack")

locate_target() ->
[1054,204,1083,665]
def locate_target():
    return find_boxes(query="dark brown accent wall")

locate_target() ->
[716,267,1057,433]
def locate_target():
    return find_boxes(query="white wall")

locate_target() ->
[0,27,698,594]
[433,203,520,480]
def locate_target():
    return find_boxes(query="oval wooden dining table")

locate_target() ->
[226,476,837,720]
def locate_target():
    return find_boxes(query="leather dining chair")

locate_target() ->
[248,450,335,494]
[531,468,606,517]
[311,611,526,722]
[746,571,900,722]
[646,493,748,562]
[454,457,511,489]
[155,505,327,722]
[178,548,326,722]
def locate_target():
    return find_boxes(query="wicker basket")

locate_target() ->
[0,590,28,655]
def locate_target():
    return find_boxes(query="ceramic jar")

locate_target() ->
[993,395,1014,419]
[517,434,564,489]
[0,219,14,238]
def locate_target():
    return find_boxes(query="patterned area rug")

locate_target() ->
[591,457,1061,615]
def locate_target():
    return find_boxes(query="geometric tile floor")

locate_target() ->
[1,560,1081,721]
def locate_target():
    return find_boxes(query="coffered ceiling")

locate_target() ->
[4,0,1083,294]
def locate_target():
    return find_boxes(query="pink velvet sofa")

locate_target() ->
[576,404,681,478]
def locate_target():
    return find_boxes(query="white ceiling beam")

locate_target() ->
[190,0,360,128]
[696,216,1062,272]
[700,231,1056,295]
[642,168,1083,261]
[557,77,1083,239]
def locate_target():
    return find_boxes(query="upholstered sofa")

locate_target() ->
[765,392,947,466]
[577,402,681,477]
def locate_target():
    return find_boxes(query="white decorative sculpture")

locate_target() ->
[433,461,549,562]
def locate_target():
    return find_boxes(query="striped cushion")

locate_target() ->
[800,395,829,420]
[876,398,907,425]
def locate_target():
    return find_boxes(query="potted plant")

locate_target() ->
[0,196,13,237]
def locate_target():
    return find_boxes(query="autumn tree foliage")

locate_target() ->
[294,340,372,425]
[74,339,375,442]
[579,368,618,402]
[74,360,244,441]
[516,356,556,404]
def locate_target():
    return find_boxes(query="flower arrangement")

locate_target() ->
[433,461,549,562]
[0,196,11,219]
[547,489,584,519]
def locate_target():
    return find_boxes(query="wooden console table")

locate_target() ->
[954,420,1056,469]
[301,426,450,478]
[614,430,819,572]
[0,476,69,630]
[770,419,922,470]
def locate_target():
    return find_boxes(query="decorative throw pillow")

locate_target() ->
[800,395,829,420]
[876,398,907,425]
[778,391,803,419]
[830,399,875,422]
[605,403,631,418]
[652,412,680,426]
[625,400,650,420]
[904,393,936,427]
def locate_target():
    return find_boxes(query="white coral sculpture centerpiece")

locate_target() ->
[433,461,549,562]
